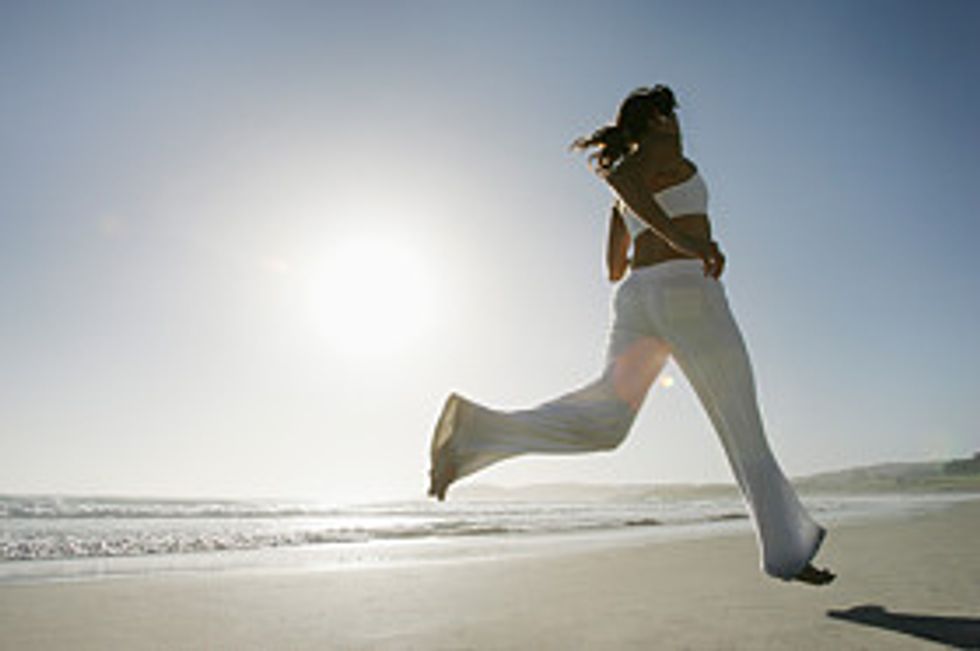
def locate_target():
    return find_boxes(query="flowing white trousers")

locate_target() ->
[431,260,825,579]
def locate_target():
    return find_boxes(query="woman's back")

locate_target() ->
[615,114,710,268]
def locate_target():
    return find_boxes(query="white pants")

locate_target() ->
[431,260,825,579]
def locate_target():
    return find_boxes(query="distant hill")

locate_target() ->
[795,453,980,493]
[945,452,980,475]
[452,482,734,503]
[453,453,980,502]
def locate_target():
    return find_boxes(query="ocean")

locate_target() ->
[0,491,969,584]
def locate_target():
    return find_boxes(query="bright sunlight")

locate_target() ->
[309,229,440,358]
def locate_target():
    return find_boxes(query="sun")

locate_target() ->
[309,230,440,358]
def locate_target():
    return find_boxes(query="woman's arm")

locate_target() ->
[606,163,699,256]
[606,204,630,282]
[605,162,724,277]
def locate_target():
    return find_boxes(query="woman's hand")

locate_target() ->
[700,240,725,278]
[667,228,725,278]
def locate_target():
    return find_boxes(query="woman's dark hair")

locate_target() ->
[571,85,677,172]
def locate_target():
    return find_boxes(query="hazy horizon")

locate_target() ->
[0,447,974,504]
[2,1,978,503]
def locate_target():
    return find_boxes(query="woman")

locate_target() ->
[428,86,834,585]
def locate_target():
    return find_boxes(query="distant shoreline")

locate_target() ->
[451,455,980,502]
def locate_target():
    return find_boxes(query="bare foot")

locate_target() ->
[428,395,461,501]
[794,563,836,586]
[428,453,456,502]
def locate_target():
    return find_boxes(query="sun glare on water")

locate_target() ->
[309,230,441,358]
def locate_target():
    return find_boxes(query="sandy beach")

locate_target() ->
[1,498,977,650]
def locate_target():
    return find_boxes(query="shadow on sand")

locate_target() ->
[828,605,980,649]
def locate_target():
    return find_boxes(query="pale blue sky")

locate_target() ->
[1,1,978,502]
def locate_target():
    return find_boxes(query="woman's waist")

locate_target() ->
[624,258,707,284]
[630,215,710,269]
[631,249,694,268]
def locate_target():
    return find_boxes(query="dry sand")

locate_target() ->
[1,499,978,650]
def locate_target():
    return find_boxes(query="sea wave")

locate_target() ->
[2,492,945,564]
[0,494,758,562]
[0,495,339,520]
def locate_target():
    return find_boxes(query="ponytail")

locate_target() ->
[569,124,635,171]
[571,85,678,172]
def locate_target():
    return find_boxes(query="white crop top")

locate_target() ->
[617,172,709,238]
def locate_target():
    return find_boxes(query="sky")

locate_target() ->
[1,0,978,504]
